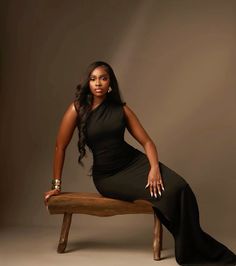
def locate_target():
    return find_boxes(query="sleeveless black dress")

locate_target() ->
[84,97,236,265]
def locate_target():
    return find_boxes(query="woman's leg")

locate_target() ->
[93,156,236,264]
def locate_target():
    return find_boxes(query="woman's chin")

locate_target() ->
[93,92,107,98]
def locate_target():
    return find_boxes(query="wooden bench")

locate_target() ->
[47,192,163,260]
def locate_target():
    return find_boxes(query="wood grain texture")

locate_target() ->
[57,213,72,253]
[48,192,154,216]
[153,211,163,260]
[47,192,163,260]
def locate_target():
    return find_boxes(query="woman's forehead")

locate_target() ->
[90,66,109,76]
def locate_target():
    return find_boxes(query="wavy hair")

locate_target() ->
[74,61,125,165]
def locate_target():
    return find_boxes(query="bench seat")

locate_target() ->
[47,192,163,260]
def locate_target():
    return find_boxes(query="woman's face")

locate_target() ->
[89,66,110,98]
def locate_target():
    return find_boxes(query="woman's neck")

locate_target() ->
[92,95,107,106]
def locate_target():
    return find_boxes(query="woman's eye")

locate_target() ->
[102,77,108,81]
[90,77,95,81]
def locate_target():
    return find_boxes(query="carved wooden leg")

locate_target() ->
[153,212,163,260]
[57,213,72,253]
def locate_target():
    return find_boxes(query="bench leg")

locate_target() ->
[153,211,163,260]
[57,213,72,253]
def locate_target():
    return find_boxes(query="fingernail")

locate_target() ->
[162,187,165,191]
[151,192,153,197]
[154,193,157,198]
[158,191,162,196]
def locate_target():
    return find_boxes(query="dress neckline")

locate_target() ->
[90,97,108,113]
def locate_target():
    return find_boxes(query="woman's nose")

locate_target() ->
[96,80,101,86]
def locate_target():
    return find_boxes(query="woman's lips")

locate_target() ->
[95,88,103,93]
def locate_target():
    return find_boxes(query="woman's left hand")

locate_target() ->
[145,167,165,198]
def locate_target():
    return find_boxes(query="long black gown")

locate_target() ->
[83,97,236,265]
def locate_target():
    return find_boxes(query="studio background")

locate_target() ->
[0,0,235,252]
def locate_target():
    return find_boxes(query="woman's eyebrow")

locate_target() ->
[90,74,109,78]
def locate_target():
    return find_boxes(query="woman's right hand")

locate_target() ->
[44,189,61,206]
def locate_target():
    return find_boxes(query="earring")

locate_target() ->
[108,87,112,93]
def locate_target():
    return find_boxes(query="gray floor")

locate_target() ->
[1,224,235,266]
[1,224,176,266]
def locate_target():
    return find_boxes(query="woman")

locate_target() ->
[44,61,236,265]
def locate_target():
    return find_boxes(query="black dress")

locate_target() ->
[84,97,236,265]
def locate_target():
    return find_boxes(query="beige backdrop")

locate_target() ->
[1,0,235,247]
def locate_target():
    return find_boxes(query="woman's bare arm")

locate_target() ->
[53,102,78,180]
[44,102,78,204]
[123,104,164,198]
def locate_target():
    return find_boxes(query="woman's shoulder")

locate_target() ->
[121,102,131,112]
[61,101,79,119]
[107,98,126,108]
[121,103,139,120]
[73,100,80,113]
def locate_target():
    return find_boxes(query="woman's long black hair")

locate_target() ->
[74,61,125,165]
